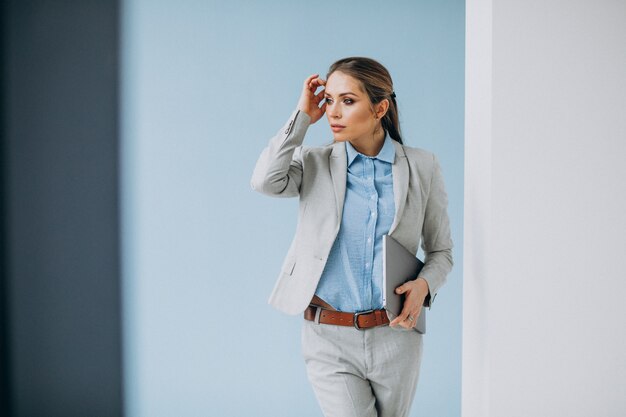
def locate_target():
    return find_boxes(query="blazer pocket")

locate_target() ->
[282,256,296,276]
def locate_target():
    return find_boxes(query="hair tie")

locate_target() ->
[390,91,396,99]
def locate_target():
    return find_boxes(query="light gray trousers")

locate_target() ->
[301,318,423,417]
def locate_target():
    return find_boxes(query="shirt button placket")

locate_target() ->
[362,158,373,307]
[367,159,378,308]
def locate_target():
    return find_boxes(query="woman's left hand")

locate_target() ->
[389,277,430,329]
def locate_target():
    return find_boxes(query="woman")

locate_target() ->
[251,57,453,417]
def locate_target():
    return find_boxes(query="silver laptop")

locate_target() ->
[383,234,426,334]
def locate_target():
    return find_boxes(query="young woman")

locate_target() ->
[251,57,453,417]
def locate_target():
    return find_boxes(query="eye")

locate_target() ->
[324,97,354,105]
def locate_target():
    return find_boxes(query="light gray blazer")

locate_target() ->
[251,109,453,315]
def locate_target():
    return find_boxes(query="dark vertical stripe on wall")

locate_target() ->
[2,1,123,416]
[1,1,11,415]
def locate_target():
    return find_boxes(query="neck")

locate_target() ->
[349,128,386,157]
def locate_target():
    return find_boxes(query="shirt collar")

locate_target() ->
[346,131,396,166]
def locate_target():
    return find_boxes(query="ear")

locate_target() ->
[375,98,390,119]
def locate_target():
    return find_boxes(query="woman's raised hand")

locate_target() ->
[297,73,327,124]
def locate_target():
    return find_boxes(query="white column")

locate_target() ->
[463,0,493,415]
[464,1,626,416]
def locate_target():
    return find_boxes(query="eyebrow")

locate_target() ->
[324,91,357,97]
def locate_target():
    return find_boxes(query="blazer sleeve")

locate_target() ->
[250,109,312,197]
[418,154,454,308]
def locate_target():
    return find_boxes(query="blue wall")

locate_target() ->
[121,1,464,416]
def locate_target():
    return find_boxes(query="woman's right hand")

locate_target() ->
[297,73,327,124]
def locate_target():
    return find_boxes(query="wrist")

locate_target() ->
[415,277,429,292]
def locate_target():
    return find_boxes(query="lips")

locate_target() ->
[331,124,346,128]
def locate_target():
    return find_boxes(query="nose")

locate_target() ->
[326,102,341,119]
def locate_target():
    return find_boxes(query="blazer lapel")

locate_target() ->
[329,142,347,221]
[389,141,409,235]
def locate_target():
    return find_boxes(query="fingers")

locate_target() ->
[303,73,319,87]
[395,282,409,294]
[390,307,410,327]
[391,283,411,327]
[305,74,326,93]
[390,280,427,329]
[298,73,326,121]
[390,305,422,329]
[391,312,418,329]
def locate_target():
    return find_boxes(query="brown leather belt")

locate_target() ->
[304,305,390,330]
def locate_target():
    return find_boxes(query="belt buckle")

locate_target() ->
[353,309,374,330]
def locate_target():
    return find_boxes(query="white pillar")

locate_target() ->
[463,1,626,416]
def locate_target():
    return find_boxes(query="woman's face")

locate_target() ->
[324,71,387,145]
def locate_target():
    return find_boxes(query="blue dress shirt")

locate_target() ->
[314,133,396,312]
